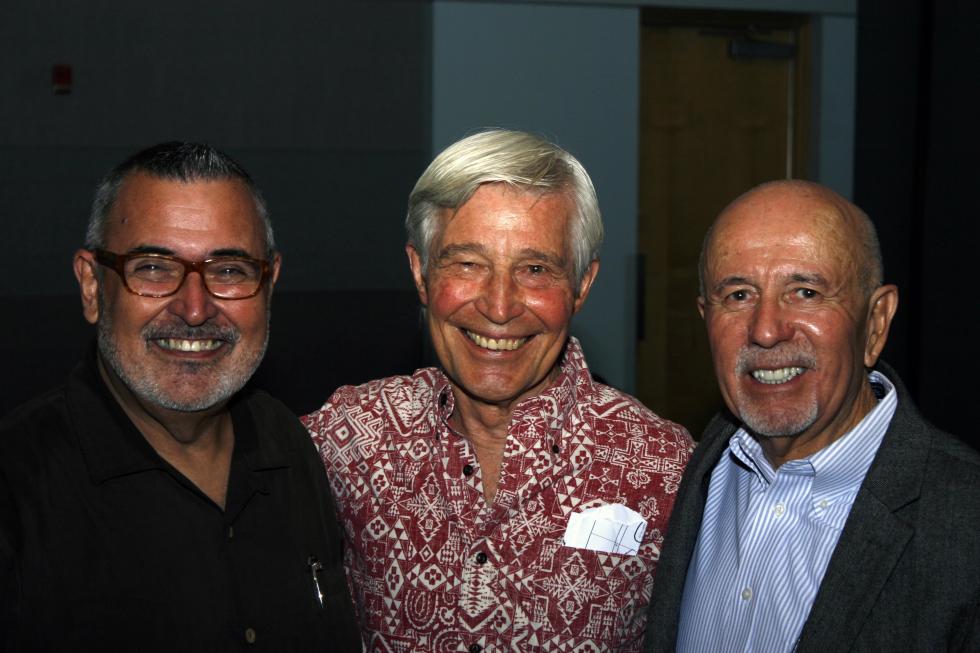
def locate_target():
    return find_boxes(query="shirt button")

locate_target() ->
[741,587,753,601]
[244,627,257,644]
[773,502,785,517]
[475,551,488,564]
[551,444,560,454]
[819,499,828,509]
[463,464,474,476]
[469,644,482,653]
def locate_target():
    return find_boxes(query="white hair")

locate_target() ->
[406,129,603,285]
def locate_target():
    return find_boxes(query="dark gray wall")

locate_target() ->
[432,2,640,392]
[0,0,431,413]
[855,0,977,445]
[0,0,429,295]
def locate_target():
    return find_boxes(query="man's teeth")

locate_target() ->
[157,339,223,353]
[465,331,527,351]
[752,367,805,384]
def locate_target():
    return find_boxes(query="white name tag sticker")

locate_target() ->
[563,503,647,555]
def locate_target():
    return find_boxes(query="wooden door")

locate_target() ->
[637,9,810,438]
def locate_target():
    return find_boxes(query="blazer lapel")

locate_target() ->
[796,371,929,652]
[645,412,738,650]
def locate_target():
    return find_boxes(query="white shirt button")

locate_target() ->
[819,499,828,509]
[773,502,786,517]
[741,587,753,601]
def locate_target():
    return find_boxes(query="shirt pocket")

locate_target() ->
[523,542,656,649]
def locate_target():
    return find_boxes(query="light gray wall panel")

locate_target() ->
[433,0,640,391]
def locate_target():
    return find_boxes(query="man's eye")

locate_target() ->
[215,266,247,280]
[446,260,483,275]
[795,288,819,299]
[727,289,749,302]
[129,259,179,279]
[527,264,547,275]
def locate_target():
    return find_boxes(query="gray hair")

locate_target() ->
[406,129,603,285]
[698,179,883,298]
[85,141,274,257]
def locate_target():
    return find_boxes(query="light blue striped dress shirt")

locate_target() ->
[676,372,897,653]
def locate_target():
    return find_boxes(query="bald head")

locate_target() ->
[698,180,882,299]
[696,179,899,461]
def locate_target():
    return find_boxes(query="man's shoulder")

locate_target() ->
[881,393,980,490]
[0,384,72,455]
[237,388,304,431]
[0,384,85,507]
[237,387,297,423]
[921,426,980,497]
[860,408,980,537]
[581,380,694,448]
[306,368,442,424]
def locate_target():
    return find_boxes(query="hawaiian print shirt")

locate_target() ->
[303,338,693,652]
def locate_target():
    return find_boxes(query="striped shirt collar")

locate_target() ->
[729,370,897,499]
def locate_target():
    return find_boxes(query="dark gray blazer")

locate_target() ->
[644,363,980,652]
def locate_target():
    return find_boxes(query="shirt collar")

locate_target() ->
[71,348,281,484]
[512,337,592,424]
[727,370,897,496]
[69,350,166,484]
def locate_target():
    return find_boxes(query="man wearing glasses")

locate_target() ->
[0,142,358,650]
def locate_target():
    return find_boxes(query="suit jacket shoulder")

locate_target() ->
[799,365,980,652]
[645,364,980,653]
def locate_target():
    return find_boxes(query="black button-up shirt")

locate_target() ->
[0,354,359,651]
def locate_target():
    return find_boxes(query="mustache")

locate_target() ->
[141,322,240,344]
[735,344,816,375]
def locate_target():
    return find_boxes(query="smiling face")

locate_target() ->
[407,183,597,410]
[74,173,280,413]
[699,183,897,461]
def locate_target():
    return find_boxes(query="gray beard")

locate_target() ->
[96,292,269,413]
[737,398,819,439]
[733,343,818,438]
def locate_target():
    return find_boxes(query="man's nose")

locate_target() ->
[748,295,793,348]
[475,269,525,324]
[167,272,219,326]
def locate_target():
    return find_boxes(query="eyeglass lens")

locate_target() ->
[123,255,263,298]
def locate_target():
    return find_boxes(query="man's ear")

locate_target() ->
[406,244,428,306]
[73,249,101,325]
[572,259,600,313]
[268,252,282,289]
[864,284,899,368]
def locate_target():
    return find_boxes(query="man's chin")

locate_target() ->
[100,343,254,414]
[145,386,235,412]
[124,369,243,413]
[738,404,818,439]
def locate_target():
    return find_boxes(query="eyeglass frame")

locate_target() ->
[92,249,273,300]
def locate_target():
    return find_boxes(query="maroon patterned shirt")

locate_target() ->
[303,338,693,652]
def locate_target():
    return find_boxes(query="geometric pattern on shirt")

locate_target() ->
[304,338,694,652]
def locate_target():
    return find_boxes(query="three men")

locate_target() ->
[304,129,693,651]
[645,180,980,652]
[0,143,358,650]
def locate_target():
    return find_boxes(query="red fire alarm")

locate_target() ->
[52,64,72,95]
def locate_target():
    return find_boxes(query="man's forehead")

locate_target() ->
[106,174,265,254]
[706,194,864,283]
[714,189,856,247]
[111,173,253,212]
[434,184,572,247]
